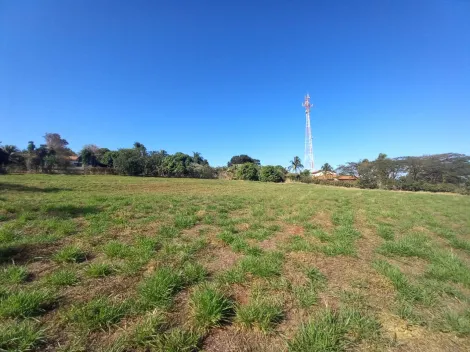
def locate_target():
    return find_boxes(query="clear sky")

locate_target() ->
[1,0,469,169]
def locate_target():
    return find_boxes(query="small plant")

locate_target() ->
[53,245,87,263]
[85,263,114,278]
[0,265,29,284]
[66,296,128,331]
[189,285,234,330]
[103,240,131,259]
[47,269,79,286]
[236,299,283,331]
[373,260,434,305]
[306,267,327,286]
[293,286,318,308]
[132,313,167,347]
[158,225,179,238]
[174,214,197,229]
[377,224,394,240]
[182,262,207,285]
[441,309,470,336]
[0,289,55,318]
[0,320,45,352]
[288,308,379,351]
[138,267,184,308]
[378,234,431,259]
[154,328,200,351]
[240,252,284,278]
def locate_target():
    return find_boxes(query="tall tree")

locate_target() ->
[288,156,304,174]
[321,163,334,173]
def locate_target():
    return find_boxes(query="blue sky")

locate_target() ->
[1,0,469,169]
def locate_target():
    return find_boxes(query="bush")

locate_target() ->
[236,163,260,181]
[260,166,285,183]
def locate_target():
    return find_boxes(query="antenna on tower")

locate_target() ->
[303,94,315,171]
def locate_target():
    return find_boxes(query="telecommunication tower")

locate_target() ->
[303,94,314,171]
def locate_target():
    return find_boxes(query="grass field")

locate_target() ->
[1,175,470,351]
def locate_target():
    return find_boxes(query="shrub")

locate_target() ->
[236,163,260,181]
[260,166,285,183]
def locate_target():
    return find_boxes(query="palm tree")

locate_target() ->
[288,156,304,173]
[321,163,333,173]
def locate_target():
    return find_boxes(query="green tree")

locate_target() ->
[320,163,333,173]
[236,163,260,181]
[113,149,145,176]
[288,156,303,174]
[260,165,285,182]
[228,155,260,167]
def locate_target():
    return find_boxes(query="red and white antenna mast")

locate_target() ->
[303,94,314,171]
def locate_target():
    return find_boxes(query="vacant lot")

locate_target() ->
[1,175,469,351]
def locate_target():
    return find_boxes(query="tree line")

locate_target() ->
[335,153,470,193]
[1,133,469,194]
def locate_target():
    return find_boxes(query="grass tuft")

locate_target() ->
[138,267,184,309]
[236,299,283,331]
[240,252,284,278]
[47,268,79,286]
[0,265,29,284]
[189,285,234,330]
[0,320,45,352]
[66,296,128,331]
[377,234,431,259]
[85,262,114,278]
[53,245,87,263]
[373,260,434,305]
[103,240,131,259]
[425,251,470,287]
[288,308,380,351]
[182,262,208,285]
[0,289,55,318]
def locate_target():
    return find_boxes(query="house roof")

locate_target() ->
[67,155,79,161]
[337,175,358,180]
[311,170,335,174]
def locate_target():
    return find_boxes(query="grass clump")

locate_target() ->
[377,234,431,259]
[138,267,184,309]
[440,309,470,336]
[174,214,197,229]
[53,245,87,263]
[0,265,29,284]
[377,224,394,240]
[155,328,200,351]
[425,251,470,287]
[189,285,234,330]
[240,252,284,278]
[182,262,208,285]
[373,260,434,305]
[66,296,128,331]
[0,320,45,352]
[236,299,283,331]
[0,289,55,318]
[103,240,131,259]
[131,313,167,347]
[321,226,361,256]
[47,268,79,286]
[85,262,114,278]
[288,308,379,352]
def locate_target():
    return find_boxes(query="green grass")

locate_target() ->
[239,251,284,278]
[0,289,55,318]
[0,320,45,352]
[138,267,184,309]
[103,240,131,258]
[53,245,87,263]
[378,234,431,259]
[46,268,79,286]
[1,174,469,351]
[373,259,434,305]
[85,262,114,278]
[236,299,283,331]
[0,265,29,285]
[189,285,234,330]
[66,296,128,331]
[288,308,380,352]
